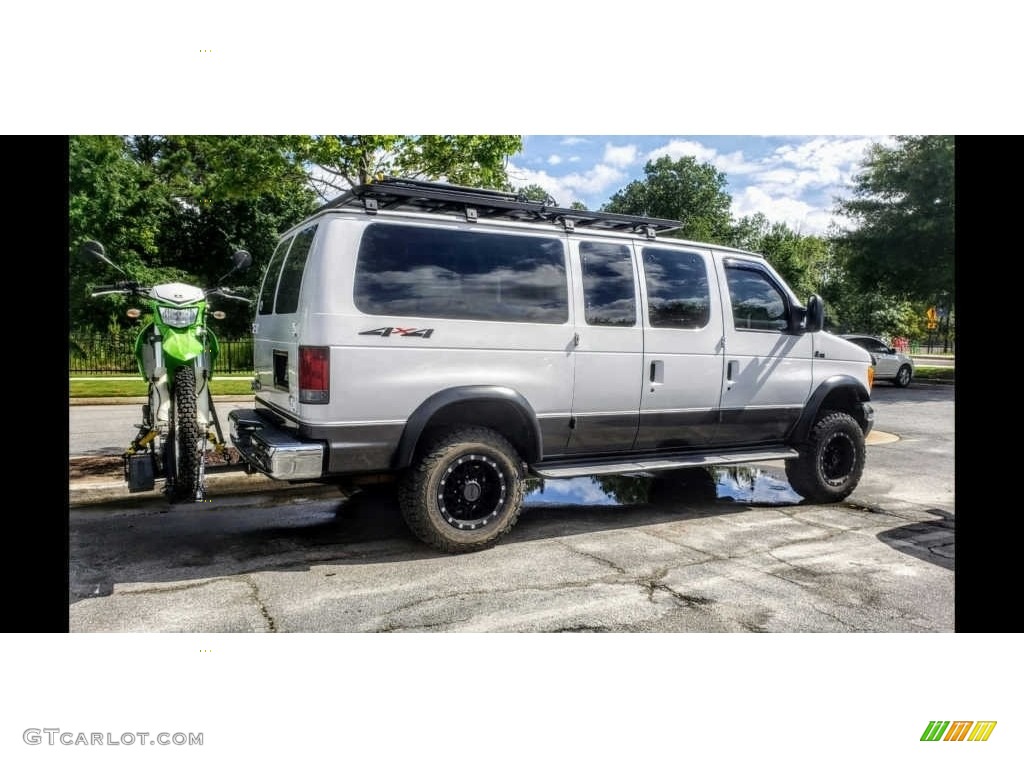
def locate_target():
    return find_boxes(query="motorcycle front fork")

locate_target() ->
[124,364,230,498]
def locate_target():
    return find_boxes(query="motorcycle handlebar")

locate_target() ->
[91,281,147,296]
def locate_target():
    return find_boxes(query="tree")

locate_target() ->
[832,136,954,305]
[515,183,555,203]
[294,135,523,200]
[69,135,171,333]
[603,155,734,243]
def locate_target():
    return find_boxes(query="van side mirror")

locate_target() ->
[805,294,824,333]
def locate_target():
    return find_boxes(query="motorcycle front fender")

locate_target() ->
[162,328,205,366]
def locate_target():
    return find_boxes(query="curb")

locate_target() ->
[69,467,326,507]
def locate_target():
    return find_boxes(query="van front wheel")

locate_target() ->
[399,427,524,554]
[785,410,865,503]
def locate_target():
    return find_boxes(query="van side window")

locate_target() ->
[642,248,710,329]
[354,223,568,323]
[725,265,788,331]
[258,236,293,315]
[274,225,317,314]
[580,241,636,327]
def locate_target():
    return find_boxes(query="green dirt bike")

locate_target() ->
[81,241,252,501]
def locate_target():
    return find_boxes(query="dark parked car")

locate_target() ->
[840,335,914,387]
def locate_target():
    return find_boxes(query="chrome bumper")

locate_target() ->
[228,408,324,480]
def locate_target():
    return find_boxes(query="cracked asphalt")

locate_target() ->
[69,382,954,632]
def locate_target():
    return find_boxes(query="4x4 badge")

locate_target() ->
[360,327,434,338]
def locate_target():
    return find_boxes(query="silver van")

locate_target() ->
[230,178,874,553]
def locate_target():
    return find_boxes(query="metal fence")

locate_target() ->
[69,334,254,375]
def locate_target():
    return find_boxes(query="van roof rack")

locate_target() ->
[315,177,681,238]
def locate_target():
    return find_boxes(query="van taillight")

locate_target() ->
[299,346,330,404]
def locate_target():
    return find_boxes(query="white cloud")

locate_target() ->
[547,154,562,165]
[729,136,898,231]
[646,139,760,174]
[755,135,892,193]
[560,137,588,146]
[568,155,581,163]
[733,186,835,236]
[506,161,627,208]
[603,142,638,167]
[647,139,717,164]
[737,187,815,233]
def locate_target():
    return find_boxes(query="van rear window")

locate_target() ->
[354,223,568,323]
[257,236,292,315]
[274,225,317,314]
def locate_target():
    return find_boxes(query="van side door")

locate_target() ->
[564,238,644,454]
[712,255,814,445]
[634,245,725,450]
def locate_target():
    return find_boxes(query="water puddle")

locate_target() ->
[524,466,802,507]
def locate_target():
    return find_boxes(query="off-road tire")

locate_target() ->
[170,364,202,502]
[785,410,865,503]
[398,426,524,554]
[895,365,912,388]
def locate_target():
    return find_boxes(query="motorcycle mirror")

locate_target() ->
[79,239,130,277]
[215,250,253,285]
[80,240,106,260]
[231,250,253,272]
[212,310,226,320]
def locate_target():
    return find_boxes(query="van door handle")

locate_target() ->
[649,360,664,390]
[727,360,738,381]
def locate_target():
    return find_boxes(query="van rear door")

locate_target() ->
[252,224,318,412]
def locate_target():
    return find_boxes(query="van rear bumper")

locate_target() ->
[228,408,325,480]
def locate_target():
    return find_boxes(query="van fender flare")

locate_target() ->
[394,386,543,469]
[788,375,872,444]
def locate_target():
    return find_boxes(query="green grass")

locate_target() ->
[70,378,255,398]
[913,365,955,382]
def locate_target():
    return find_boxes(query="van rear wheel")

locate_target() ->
[398,427,524,554]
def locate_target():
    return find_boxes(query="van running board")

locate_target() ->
[531,447,799,479]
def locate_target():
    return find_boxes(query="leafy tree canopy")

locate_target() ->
[832,135,954,305]
[294,135,522,200]
[603,155,733,243]
[515,183,556,204]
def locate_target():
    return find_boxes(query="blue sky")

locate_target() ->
[505,136,894,236]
